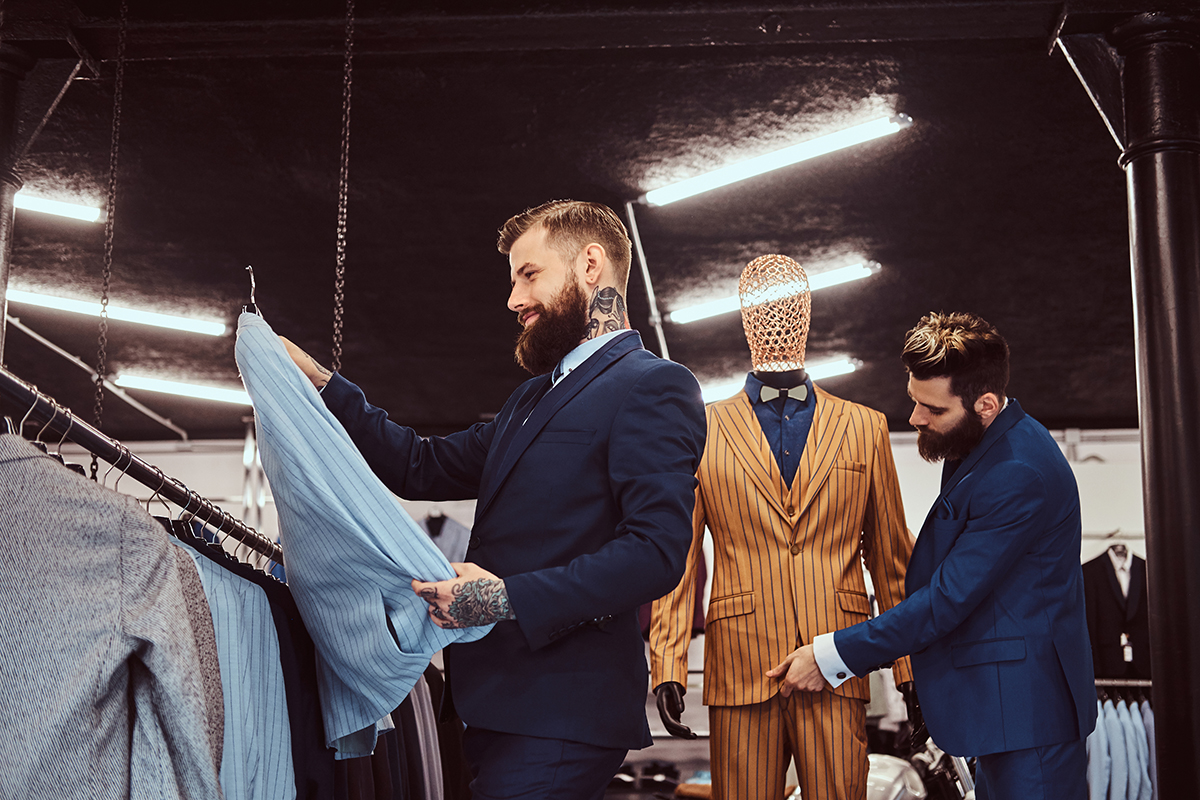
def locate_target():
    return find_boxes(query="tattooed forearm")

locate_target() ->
[310,357,333,388]
[587,287,628,339]
[422,578,515,628]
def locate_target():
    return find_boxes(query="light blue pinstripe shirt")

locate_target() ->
[172,539,295,800]
[235,312,491,758]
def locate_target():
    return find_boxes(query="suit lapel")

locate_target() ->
[476,331,642,520]
[796,388,850,519]
[713,393,789,520]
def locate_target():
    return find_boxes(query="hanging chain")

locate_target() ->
[331,0,355,372]
[92,0,129,480]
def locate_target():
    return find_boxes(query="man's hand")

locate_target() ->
[654,682,698,740]
[765,644,830,696]
[279,336,333,389]
[412,562,516,629]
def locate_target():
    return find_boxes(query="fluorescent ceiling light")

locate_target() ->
[668,261,881,324]
[700,357,860,403]
[115,375,251,405]
[7,290,227,336]
[13,191,103,223]
[642,114,913,207]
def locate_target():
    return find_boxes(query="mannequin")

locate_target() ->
[649,255,916,800]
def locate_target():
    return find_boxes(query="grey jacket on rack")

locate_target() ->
[0,434,223,800]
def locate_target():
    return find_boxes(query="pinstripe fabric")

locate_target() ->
[650,387,913,797]
[234,313,491,758]
[174,540,296,800]
[709,692,868,800]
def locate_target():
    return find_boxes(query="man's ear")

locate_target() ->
[579,243,606,287]
[974,392,1002,424]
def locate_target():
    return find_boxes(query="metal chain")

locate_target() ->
[332,0,354,372]
[92,0,129,480]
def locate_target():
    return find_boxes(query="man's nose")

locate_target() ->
[909,405,926,428]
[507,285,525,313]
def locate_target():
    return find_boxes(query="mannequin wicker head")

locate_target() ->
[739,254,811,373]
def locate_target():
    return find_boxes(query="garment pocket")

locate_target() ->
[707,592,754,621]
[951,637,1027,667]
[538,429,595,445]
[837,589,871,616]
[834,460,867,473]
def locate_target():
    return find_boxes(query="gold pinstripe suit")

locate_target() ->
[651,385,914,800]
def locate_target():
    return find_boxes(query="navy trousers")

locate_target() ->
[976,738,1088,800]
[461,727,627,800]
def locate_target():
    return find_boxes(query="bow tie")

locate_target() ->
[759,384,807,403]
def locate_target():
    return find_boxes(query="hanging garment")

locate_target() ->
[1116,700,1141,800]
[1086,699,1110,800]
[422,664,472,800]
[1128,701,1152,800]
[174,539,296,800]
[1083,552,1151,679]
[0,434,222,800]
[234,313,490,758]
[1103,699,1127,800]
[164,518,337,800]
[408,675,443,800]
[171,545,226,764]
[419,514,470,563]
[1140,702,1156,800]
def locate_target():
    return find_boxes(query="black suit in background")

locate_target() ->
[1082,550,1151,679]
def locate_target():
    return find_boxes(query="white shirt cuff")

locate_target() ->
[812,632,856,689]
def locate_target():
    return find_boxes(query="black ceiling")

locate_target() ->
[0,1,1165,441]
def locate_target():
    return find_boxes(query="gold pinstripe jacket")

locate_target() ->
[651,385,915,706]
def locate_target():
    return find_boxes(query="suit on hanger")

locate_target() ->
[1083,552,1151,679]
[829,401,1096,792]
[650,386,913,800]
[321,328,706,752]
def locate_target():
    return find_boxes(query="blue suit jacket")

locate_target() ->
[322,331,707,749]
[834,400,1096,755]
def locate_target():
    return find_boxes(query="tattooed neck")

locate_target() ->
[585,286,629,340]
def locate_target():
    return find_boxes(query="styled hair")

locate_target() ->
[902,311,1009,406]
[497,200,632,290]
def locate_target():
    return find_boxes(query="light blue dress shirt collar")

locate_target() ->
[551,329,628,387]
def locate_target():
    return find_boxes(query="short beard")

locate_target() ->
[917,405,986,463]
[514,276,590,375]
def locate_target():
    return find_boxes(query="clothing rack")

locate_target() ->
[0,365,282,564]
[1096,678,1153,688]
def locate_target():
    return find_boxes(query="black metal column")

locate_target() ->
[0,44,32,364]
[1112,13,1200,796]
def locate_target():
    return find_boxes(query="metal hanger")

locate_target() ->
[243,265,262,316]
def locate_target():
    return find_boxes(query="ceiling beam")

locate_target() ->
[0,2,1164,62]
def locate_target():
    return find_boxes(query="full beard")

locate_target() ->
[916,406,986,463]
[514,276,590,375]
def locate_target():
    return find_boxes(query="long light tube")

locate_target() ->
[667,261,881,325]
[700,358,859,404]
[115,375,251,405]
[13,191,104,222]
[7,290,227,336]
[642,114,913,207]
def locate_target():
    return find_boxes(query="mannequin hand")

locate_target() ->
[765,644,830,696]
[654,682,698,739]
[279,336,333,389]
[897,681,930,749]
[412,562,515,629]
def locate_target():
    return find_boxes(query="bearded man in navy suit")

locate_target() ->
[775,312,1095,800]
[284,200,706,800]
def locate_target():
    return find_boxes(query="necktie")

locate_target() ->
[551,361,567,386]
[760,384,807,403]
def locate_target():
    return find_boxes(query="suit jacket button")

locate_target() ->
[837,672,847,679]
[790,543,801,555]
[469,536,481,548]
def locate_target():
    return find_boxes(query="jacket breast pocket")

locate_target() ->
[834,461,867,473]
[707,592,754,622]
[538,429,595,445]
[951,637,1026,668]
